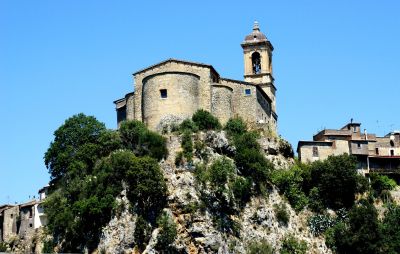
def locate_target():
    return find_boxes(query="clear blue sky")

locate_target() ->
[1,1,399,204]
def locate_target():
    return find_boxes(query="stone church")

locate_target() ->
[114,22,278,132]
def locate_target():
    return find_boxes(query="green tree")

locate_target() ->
[125,155,167,223]
[381,204,400,254]
[44,113,120,187]
[327,200,382,254]
[310,154,360,209]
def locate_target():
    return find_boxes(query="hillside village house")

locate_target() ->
[297,121,400,174]
[0,186,48,243]
[114,22,278,133]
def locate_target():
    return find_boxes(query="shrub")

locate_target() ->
[208,157,235,188]
[0,242,8,252]
[194,140,209,162]
[119,120,168,161]
[192,109,221,130]
[225,117,247,136]
[155,213,177,251]
[280,234,307,254]
[247,239,274,254]
[175,151,184,167]
[231,177,252,207]
[308,187,324,213]
[179,119,199,133]
[370,173,397,198]
[181,130,193,162]
[134,215,152,250]
[274,203,290,226]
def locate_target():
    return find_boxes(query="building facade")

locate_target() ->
[114,22,278,133]
[0,186,48,243]
[297,121,400,174]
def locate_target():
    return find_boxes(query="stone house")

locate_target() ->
[297,121,400,174]
[0,186,48,243]
[114,22,278,133]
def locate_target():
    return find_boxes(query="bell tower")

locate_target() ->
[241,21,276,112]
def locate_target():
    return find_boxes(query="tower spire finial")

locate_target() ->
[253,21,260,31]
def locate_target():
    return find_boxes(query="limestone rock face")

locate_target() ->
[97,189,137,254]
[96,131,329,254]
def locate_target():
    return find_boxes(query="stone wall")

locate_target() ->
[2,206,18,242]
[133,61,213,123]
[142,72,200,130]
[211,85,233,125]
[18,205,35,240]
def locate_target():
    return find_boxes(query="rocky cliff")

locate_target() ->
[97,131,331,254]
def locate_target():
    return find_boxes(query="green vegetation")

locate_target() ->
[179,119,199,133]
[274,203,290,226]
[224,117,247,136]
[280,234,307,254]
[43,115,168,252]
[119,120,168,161]
[181,130,194,162]
[272,154,366,212]
[247,239,274,254]
[370,173,397,199]
[233,131,274,193]
[0,242,8,252]
[155,213,178,251]
[192,109,221,130]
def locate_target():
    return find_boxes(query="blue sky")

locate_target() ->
[1,1,399,204]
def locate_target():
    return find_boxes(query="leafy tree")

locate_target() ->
[192,109,221,130]
[310,154,360,209]
[44,113,120,187]
[125,154,167,223]
[327,199,382,254]
[381,204,400,254]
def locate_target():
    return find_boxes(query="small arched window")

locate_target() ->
[252,52,261,74]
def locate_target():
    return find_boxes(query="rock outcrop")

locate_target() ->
[97,131,330,254]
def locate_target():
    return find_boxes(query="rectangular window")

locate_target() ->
[353,126,357,132]
[244,88,251,96]
[376,148,379,155]
[160,89,167,99]
[312,146,319,157]
[391,150,394,156]
[357,143,361,149]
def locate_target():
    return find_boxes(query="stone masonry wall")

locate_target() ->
[133,61,213,123]
[211,85,233,125]
[142,72,200,130]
